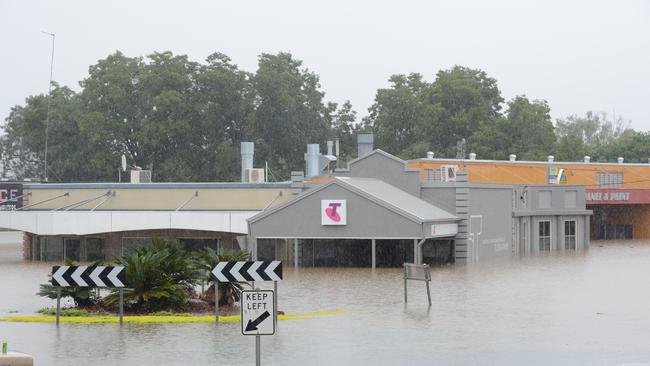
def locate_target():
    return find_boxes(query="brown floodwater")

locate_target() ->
[1,241,650,365]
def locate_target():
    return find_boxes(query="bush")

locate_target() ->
[194,247,251,306]
[37,259,102,307]
[105,238,202,312]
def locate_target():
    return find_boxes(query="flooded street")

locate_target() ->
[2,242,650,365]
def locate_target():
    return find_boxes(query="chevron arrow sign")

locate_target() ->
[51,266,126,288]
[211,261,282,282]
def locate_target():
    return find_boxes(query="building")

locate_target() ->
[249,146,590,266]
[408,153,650,240]
[0,136,591,266]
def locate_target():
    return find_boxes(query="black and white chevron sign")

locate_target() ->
[51,266,126,288]
[211,261,282,282]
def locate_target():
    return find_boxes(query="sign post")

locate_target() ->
[51,265,126,325]
[211,261,282,366]
[211,260,282,324]
[241,289,275,366]
[403,263,432,306]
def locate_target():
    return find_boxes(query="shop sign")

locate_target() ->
[321,200,346,225]
[0,183,23,210]
[586,189,650,204]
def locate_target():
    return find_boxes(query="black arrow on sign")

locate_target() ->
[245,311,271,332]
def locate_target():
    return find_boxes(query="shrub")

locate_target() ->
[37,259,102,307]
[194,247,251,306]
[105,238,202,312]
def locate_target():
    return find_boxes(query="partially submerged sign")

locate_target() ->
[403,263,431,282]
[241,290,275,336]
[403,263,432,306]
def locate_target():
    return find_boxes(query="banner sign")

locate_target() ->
[0,183,23,210]
[586,189,650,205]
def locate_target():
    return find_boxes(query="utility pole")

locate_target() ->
[42,31,55,182]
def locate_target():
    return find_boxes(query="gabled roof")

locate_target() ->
[337,149,421,173]
[248,177,458,225]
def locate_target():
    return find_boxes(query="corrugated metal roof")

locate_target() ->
[336,177,457,223]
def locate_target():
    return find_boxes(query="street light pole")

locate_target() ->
[42,31,55,182]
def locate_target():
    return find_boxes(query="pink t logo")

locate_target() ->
[325,202,342,222]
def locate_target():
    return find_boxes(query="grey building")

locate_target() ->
[247,148,592,266]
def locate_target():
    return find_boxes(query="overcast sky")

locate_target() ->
[1,0,649,131]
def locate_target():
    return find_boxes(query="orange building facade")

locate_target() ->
[407,157,650,240]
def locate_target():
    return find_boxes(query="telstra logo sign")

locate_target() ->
[321,200,347,225]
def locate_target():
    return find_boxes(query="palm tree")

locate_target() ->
[105,238,202,312]
[194,247,251,307]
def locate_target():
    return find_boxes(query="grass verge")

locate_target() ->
[0,310,349,324]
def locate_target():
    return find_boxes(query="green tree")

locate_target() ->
[364,73,427,156]
[251,53,333,179]
[469,96,554,161]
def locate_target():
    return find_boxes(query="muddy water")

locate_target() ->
[2,242,650,365]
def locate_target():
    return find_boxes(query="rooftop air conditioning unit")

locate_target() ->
[441,165,458,182]
[245,168,265,183]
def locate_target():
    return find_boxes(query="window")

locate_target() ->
[178,238,219,252]
[86,238,105,261]
[539,221,551,251]
[538,191,551,209]
[122,237,152,255]
[64,238,81,261]
[596,172,623,188]
[564,221,576,249]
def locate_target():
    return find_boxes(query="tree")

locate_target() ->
[555,111,633,145]
[364,66,504,159]
[468,96,554,161]
[251,53,332,179]
[364,73,427,156]
[420,66,503,157]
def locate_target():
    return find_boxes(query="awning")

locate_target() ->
[0,210,258,236]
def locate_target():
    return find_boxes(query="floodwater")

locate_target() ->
[2,242,650,365]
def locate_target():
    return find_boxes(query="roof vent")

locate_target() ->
[617,157,624,164]
[509,154,516,162]
[547,155,555,162]
[469,153,476,160]
[584,156,591,163]
[426,151,434,159]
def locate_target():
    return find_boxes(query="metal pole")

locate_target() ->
[215,281,219,323]
[294,239,298,268]
[404,265,408,303]
[274,281,278,330]
[371,239,376,269]
[118,169,121,183]
[56,287,61,325]
[42,31,55,182]
[119,288,124,325]
[426,281,432,306]
[255,335,261,366]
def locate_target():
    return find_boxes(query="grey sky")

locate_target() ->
[1,0,649,130]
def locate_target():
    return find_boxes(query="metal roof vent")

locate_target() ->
[426,151,434,159]
[469,153,476,160]
[509,154,516,162]
[618,157,624,164]
[547,155,555,162]
[584,156,591,163]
